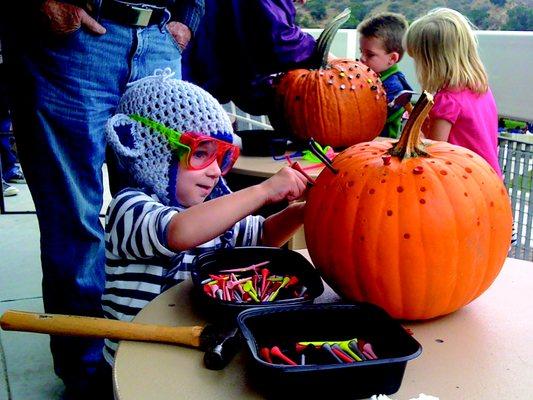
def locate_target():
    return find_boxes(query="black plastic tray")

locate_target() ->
[191,247,324,319]
[236,304,422,399]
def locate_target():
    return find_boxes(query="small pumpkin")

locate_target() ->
[304,92,513,320]
[272,10,387,148]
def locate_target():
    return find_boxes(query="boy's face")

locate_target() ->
[359,36,399,74]
[175,159,221,207]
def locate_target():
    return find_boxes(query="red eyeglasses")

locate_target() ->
[179,131,240,175]
[130,114,240,175]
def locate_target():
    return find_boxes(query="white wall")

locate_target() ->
[304,29,533,122]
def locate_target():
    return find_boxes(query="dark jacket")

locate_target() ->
[182,0,316,115]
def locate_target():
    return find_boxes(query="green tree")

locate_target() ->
[296,14,313,28]
[308,2,327,20]
[503,6,533,31]
[467,7,490,29]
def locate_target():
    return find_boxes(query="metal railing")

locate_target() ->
[498,136,533,261]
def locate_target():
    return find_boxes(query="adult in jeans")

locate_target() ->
[1,0,203,397]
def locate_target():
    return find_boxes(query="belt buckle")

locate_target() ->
[131,6,153,27]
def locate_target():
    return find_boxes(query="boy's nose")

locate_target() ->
[205,159,222,177]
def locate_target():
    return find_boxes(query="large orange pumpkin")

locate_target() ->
[304,92,513,320]
[271,10,387,148]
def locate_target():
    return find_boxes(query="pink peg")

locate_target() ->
[270,346,297,366]
[260,268,270,297]
[219,260,270,273]
[210,284,219,298]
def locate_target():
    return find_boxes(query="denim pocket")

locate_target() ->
[164,26,184,54]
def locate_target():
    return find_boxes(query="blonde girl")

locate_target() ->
[405,8,501,176]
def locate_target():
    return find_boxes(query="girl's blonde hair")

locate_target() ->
[404,8,488,94]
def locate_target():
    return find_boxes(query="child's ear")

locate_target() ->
[105,114,143,158]
[389,52,400,65]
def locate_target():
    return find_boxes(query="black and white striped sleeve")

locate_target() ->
[105,190,178,263]
[233,215,265,247]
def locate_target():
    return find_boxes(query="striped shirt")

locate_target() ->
[102,189,264,365]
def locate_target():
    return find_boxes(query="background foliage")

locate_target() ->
[296,0,533,31]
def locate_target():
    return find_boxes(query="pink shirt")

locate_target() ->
[429,87,502,176]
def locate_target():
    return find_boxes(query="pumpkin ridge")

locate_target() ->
[402,161,430,318]
[332,68,345,145]
[315,73,326,143]
[423,156,465,316]
[295,71,310,138]
[348,163,375,300]
[444,152,489,309]
[305,169,345,292]
[292,71,307,134]
[376,161,404,315]
[352,76,364,147]
[456,154,510,303]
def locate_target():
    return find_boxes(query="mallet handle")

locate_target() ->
[0,310,205,348]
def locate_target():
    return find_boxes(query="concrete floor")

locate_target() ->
[0,168,112,400]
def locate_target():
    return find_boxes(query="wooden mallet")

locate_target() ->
[0,310,240,370]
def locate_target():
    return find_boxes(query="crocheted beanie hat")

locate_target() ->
[106,68,241,206]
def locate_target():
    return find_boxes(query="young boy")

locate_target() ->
[357,12,412,138]
[103,68,308,365]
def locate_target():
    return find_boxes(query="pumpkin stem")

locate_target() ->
[316,8,351,69]
[389,91,434,159]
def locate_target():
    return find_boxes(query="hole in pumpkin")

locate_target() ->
[490,201,494,207]
[440,170,447,175]
[465,167,473,173]
[397,186,404,193]
[347,181,354,187]
[419,199,426,204]
[381,179,386,183]
[445,161,452,165]
[464,192,468,197]
[387,210,393,216]
[369,188,375,194]
[467,153,474,158]
[420,187,426,192]
[463,175,468,179]
[403,233,411,239]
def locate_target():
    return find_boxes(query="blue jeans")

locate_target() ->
[4,19,182,390]
[0,117,20,180]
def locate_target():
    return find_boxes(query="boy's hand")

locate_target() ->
[260,167,308,204]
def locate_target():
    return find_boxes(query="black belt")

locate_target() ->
[100,0,167,27]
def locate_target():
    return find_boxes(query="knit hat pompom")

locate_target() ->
[106,68,241,205]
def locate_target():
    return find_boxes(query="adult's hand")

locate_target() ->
[167,21,192,50]
[41,0,106,35]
